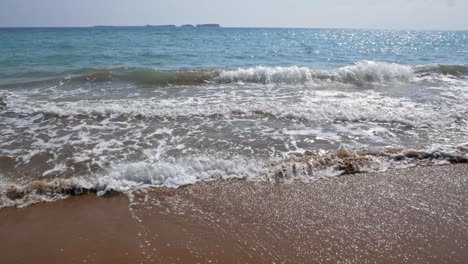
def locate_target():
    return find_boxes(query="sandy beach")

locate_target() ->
[0,164,467,264]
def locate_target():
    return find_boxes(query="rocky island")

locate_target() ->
[196,24,221,28]
[146,24,177,28]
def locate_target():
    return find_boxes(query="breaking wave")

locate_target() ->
[3,89,465,129]
[1,61,467,88]
[1,143,467,208]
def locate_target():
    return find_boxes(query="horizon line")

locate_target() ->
[0,25,466,32]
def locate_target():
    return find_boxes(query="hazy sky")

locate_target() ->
[0,0,467,30]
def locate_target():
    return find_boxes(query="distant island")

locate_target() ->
[146,24,177,28]
[196,24,221,28]
[94,24,221,28]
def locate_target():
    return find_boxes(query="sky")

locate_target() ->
[0,0,467,30]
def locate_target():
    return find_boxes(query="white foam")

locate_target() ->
[1,61,467,208]
[42,163,68,177]
[219,61,416,85]
[1,143,467,208]
[95,155,268,195]
[5,88,465,129]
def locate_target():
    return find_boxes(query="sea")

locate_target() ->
[0,27,467,207]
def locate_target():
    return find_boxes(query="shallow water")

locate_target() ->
[0,28,467,207]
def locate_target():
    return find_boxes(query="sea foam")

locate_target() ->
[1,143,467,208]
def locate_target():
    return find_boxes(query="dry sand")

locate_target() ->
[0,164,467,263]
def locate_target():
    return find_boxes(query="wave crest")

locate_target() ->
[2,61,466,88]
[219,61,416,85]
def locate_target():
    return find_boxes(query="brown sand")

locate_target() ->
[0,164,467,263]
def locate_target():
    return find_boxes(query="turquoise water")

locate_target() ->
[1,28,467,77]
[0,28,467,207]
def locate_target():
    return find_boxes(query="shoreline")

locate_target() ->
[0,164,467,263]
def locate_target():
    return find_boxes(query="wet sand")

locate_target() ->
[0,164,467,263]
